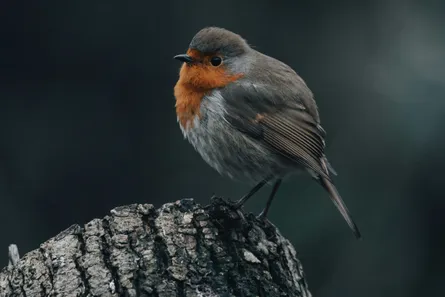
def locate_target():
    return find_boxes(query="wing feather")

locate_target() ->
[221,82,332,179]
[262,111,324,159]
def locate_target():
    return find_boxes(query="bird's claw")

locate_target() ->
[256,214,265,221]
[226,197,246,210]
[231,201,243,209]
[256,211,270,223]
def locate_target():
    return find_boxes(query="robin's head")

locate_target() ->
[174,27,251,90]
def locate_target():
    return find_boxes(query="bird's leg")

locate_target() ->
[257,179,282,220]
[233,177,270,209]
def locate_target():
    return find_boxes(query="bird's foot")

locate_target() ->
[209,195,246,212]
[229,195,249,209]
[256,210,269,222]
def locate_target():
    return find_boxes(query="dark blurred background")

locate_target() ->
[1,0,444,296]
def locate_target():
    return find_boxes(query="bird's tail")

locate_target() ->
[319,176,362,239]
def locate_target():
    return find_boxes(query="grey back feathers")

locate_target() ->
[243,51,321,123]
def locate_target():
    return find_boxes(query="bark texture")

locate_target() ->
[0,197,311,297]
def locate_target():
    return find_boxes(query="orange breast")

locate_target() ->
[174,49,244,129]
[174,81,208,129]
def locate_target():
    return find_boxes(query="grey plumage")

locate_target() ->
[189,27,250,58]
[175,27,361,239]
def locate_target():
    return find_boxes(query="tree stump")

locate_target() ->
[0,197,312,297]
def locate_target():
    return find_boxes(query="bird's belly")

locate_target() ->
[179,101,292,183]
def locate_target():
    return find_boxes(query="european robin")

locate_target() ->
[173,27,361,239]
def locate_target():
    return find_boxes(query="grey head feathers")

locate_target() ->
[189,27,251,58]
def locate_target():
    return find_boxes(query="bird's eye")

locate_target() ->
[210,56,222,67]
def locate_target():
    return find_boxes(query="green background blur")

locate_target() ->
[1,1,444,296]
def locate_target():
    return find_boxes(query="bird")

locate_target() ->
[173,27,361,239]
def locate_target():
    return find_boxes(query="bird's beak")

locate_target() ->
[173,54,193,63]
